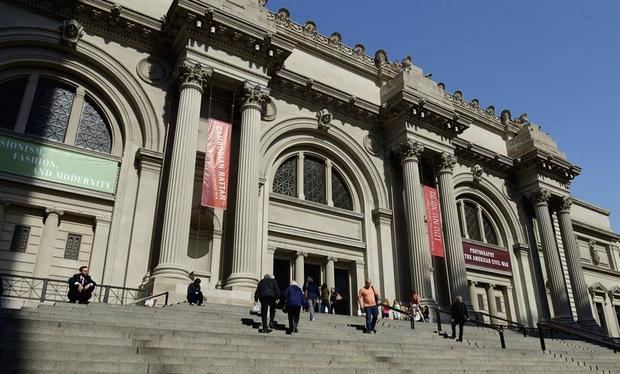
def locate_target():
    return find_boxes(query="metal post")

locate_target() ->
[410,314,415,329]
[103,286,110,303]
[537,323,546,351]
[40,279,48,302]
[436,308,442,333]
[499,330,506,349]
[164,292,169,305]
[522,326,527,337]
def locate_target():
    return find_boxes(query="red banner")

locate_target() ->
[423,186,445,257]
[462,241,511,272]
[201,119,232,209]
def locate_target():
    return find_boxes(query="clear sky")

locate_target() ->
[265,0,620,230]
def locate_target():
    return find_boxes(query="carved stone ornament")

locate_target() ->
[532,188,551,205]
[453,91,463,101]
[437,82,446,91]
[262,97,277,122]
[471,98,480,109]
[558,196,572,212]
[363,133,383,157]
[109,4,122,26]
[303,20,317,34]
[242,81,270,108]
[439,153,457,172]
[177,61,212,87]
[589,240,600,265]
[275,8,290,22]
[258,0,268,6]
[374,49,388,67]
[471,164,483,182]
[137,57,169,85]
[515,113,530,125]
[353,44,365,56]
[500,109,512,125]
[60,19,84,48]
[401,55,413,71]
[328,32,342,46]
[399,140,424,162]
[316,108,332,131]
[485,105,495,116]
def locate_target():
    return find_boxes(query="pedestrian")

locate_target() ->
[422,305,430,322]
[254,273,281,333]
[303,277,319,321]
[381,298,390,319]
[283,280,304,334]
[409,290,421,315]
[187,278,204,305]
[329,287,341,314]
[67,266,96,304]
[320,283,330,313]
[450,295,468,342]
[358,278,379,333]
[392,299,401,320]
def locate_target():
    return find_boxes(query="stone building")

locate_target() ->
[0,0,619,336]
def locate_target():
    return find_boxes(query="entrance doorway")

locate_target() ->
[304,263,321,285]
[273,258,290,295]
[595,302,608,334]
[334,268,350,315]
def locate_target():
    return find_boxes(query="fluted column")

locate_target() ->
[486,284,498,324]
[326,257,336,289]
[531,189,572,321]
[399,140,433,303]
[295,251,307,284]
[437,153,470,307]
[226,82,270,290]
[33,208,63,278]
[468,280,478,310]
[557,197,597,326]
[153,61,212,288]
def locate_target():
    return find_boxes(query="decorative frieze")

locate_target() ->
[316,109,332,131]
[60,19,84,48]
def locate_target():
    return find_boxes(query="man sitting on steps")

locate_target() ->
[67,266,96,304]
[187,278,204,306]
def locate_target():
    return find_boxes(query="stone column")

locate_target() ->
[295,251,307,285]
[437,153,471,307]
[33,208,63,278]
[226,82,270,290]
[505,286,518,322]
[557,197,597,326]
[355,261,366,315]
[468,280,478,310]
[531,189,572,321]
[326,257,336,289]
[90,217,111,284]
[399,140,433,303]
[0,200,9,232]
[153,61,212,295]
[486,284,498,324]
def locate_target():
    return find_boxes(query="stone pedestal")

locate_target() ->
[226,82,270,290]
[437,153,471,308]
[532,189,572,321]
[33,208,63,278]
[153,61,212,301]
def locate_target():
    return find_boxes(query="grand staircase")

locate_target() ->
[0,302,617,373]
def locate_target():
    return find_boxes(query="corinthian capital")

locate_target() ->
[438,152,457,172]
[176,60,213,88]
[558,196,572,213]
[531,188,551,206]
[399,140,424,163]
[242,81,270,109]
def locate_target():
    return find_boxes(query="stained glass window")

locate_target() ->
[303,156,325,203]
[272,156,297,197]
[0,77,27,130]
[63,233,82,260]
[26,78,75,142]
[464,201,481,241]
[482,211,499,246]
[332,169,352,210]
[76,98,112,153]
[10,225,30,253]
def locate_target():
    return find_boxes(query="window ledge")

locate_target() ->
[270,193,363,219]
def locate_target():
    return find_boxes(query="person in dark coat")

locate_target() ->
[67,266,96,304]
[187,278,204,305]
[450,295,468,341]
[282,280,304,334]
[254,274,280,333]
[303,277,320,321]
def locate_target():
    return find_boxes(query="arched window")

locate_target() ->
[0,75,114,154]
[272,156,297,197]
[271,152,354,211]
[457,198,502,247]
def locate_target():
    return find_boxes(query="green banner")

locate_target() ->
[0,134,119,194]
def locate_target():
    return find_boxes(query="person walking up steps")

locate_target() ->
[303,277,319,321]
[358,278,379,333]
[254,273,280,333]
[283,280,304,334]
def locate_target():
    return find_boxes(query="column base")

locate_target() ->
[225,272,259,291]
[151,264,191,304]
[551,315,575,324]
[577,319,605,333]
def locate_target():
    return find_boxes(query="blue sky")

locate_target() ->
[265,0,620,230]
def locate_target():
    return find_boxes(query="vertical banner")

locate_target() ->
[423,185,445,257]
[201,119,232,209]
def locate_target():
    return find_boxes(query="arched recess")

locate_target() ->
[0,27,164,151]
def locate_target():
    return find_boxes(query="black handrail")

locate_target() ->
[126,291,169,306]
[475,310,527,337]
[378,303,423,330]
[0,273,148,305]
[436,307,506,349]
[537,321,619,353]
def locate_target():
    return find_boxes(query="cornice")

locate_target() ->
[573,220,620,241]
[573,198,611,216]
[582,263,620,278]
[514,148,581,184]
[452,138,513,173]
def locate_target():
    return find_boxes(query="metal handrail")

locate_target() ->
[0,273,148,305]
[436,307,506,349]
[537,321,619,353]
[126,291,169,306]
[378,303,425,330]
[475,310,527,337]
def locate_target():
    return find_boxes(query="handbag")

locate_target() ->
[251,303,261,314]
[335,293,343,301]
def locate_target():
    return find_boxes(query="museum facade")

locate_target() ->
[1,0,619,336]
